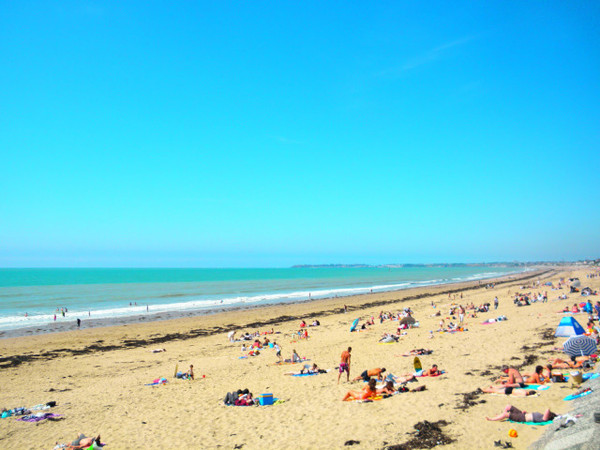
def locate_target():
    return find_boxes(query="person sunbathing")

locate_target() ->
[486,405,556,423]
[385,372,416,384]
[353,367,386,382]
[523,365,546,385]
[377,381,396,395]
[401,349,433,356]
[284,363,322,375]
[420,364,442,376]
[379,333,399,343]
[482,386,537,397]
[495,366,525,387]
[548,356,591,369]
[342,378,378,401]
[59,433,102,449]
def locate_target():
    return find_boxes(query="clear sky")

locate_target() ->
[1,1,599,267]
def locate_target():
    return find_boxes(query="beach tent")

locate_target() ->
[555,316,585,337]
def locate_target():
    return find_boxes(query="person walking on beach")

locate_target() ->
[494,297,499,310]
[274,342,282,362]
[337,347,352,384]
[77,318,81,329]
[458,305,465,324]
[53,314,56,322]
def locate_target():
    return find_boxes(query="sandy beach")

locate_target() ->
[1,266,598,449]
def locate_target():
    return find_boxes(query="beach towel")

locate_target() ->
[516,384,550,391]
[145,378,168,386]
[228,398,280,406]
[347,395,384,403]
[16,413,62,422]
[564,389,592,401]
[509,419,553,426]
[270,359,310,366]
[564,373,599,382]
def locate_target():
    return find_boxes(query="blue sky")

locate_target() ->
[1,1,599,267]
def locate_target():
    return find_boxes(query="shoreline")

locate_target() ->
[0,264,594,449]
[0,268,541,341]
[0,268,551,368]
[0,267,529,339]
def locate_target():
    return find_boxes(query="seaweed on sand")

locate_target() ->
[384,420,455,449]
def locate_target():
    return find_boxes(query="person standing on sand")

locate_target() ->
[494,297,499,310]
[77,318,81,328]
[274,342,282,362]
[337,347,352,384]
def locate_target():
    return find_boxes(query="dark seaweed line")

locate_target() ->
[0,269,552,370]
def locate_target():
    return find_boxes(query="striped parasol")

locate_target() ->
[563,335,597,357]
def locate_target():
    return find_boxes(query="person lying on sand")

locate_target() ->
[523,365,547,385]
[486,405,557,423]
[353,368,386,382]
[377,381,396,395]
[379,333,399,343]
[494,366,526,388]
[150,348,166,353]
[342,378,378,401]
[284,363,325,375]
[420,364,442,377]
[55,433,102,449]
[482,386,537,397]
[549,356,593,369]
[401,349,433,356]
[385,372,416,384]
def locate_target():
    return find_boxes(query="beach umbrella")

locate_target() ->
[563,335,597,357]
[400,316,416,325]
[570,278,581,288]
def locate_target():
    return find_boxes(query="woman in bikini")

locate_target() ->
[342,378,378,401]
[523,365,546,385]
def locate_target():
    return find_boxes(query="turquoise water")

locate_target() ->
[0,267,523,331]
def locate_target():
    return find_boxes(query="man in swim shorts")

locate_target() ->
[486,405,556,423]
[338,347,352,384]
[496,365,526,388]
[353,367,386,382]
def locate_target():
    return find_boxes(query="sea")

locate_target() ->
[0,267,526,332]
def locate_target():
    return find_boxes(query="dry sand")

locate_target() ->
[1,266,598,449]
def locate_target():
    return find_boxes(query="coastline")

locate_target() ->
[1,264,595,450]
[0,268,539,341]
